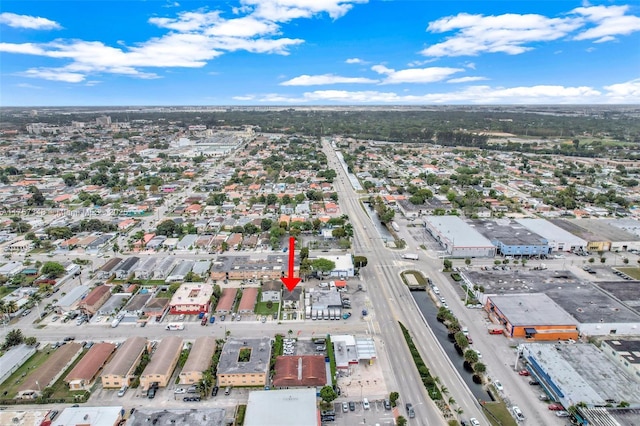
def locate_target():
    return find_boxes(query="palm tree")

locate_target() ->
[6,301,18,315]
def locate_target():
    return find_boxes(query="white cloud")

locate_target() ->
[241,0,368,22]
[421,12,582,57]
[280,73,378,85]
[250,83,607,104]
[447,76,488,83]
[232,95,256,100]
[0,12,61,30]
[2,1,364,82]
[603,78,640,102]
[572,5,640,42]
[22,68,86,83]
[345,57,363,64]
[16,83,42,89]
[372,65,463,84]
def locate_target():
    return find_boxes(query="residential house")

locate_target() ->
[65,342,116,390]
[179,336,216,385]
[140,336,183,390]
[101,336,147,389]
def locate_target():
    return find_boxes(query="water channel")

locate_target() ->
[411,291,490,401]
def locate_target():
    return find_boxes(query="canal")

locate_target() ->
[411,291,489,401]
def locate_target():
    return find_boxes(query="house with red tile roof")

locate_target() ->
[65,342,116,390]
[272,355,327,388]
[238,287,258,315]
[79,285,112,315]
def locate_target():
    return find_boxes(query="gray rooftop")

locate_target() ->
[0,344,36,383]
[56,285,89,309]
[488,293,578,326]
[516,219,587,247]
[551,219,640,243]
[423,215,495,247]
[522,342,640,406]
[602,339,640,365]
[466,269,640,324]
[217,337,271,376]
[309,288,342,309]
[128,408,226,426]
[594,281,640,314]
[244,388,318,426]
[212,255,288,274]
[474,219,548,246]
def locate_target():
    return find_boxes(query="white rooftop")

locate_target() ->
[244,388,317,426]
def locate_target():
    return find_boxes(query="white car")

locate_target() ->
[174,388,186,394]
[494,380,503,391]
[470,418,481,426]
[512,406,525,422]
[474,349,483,358]
[362,398,370,410]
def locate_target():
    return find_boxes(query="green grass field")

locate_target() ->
[482,401,518,426]
[0,346,51,397]
[616,267,640,280]
[255,301,279,315]
[402,270,427,286]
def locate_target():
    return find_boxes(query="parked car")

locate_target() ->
[349,401,356,411]
[469,418,480,426]
[117,385,128,397]
[529,379,540,385]
[494,380,503,392]
[147,388,156,399]
[548,403,564,411]
[384,399,392,410]
[518,370,530,376]
[211,386,219,396]
[342,402,349,413]
[556,411,570,417]
[174,388,186,394]
[488,328,503,335]
[512,406,525,422]
[362,398,370,410]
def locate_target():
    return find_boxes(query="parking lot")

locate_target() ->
[327,398,396,426]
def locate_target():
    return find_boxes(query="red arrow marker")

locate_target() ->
[281,236,301,292]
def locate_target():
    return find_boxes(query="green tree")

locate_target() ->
[3,329,24,349]
[311,258,336,275]
[465,258,471,266]
[443,259,452,271]
[397,416,407,426]
[464,349,479,364]
[474,362,486,374]
[319,385,337,403]
[353,256,368,268]
[454,332,469,350]
[389,391,400,407]
[41,261,66,278]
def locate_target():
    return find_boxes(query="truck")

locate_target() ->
[305,306,312,320]
[402,253,419,260]
[391,221,400,232]
[166,322,185,331]
[111,317,121,328]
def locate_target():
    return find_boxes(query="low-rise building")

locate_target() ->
[97,257,123,280]
[601,339,640,381]
[272,355,326,388]
[215,288,237,314]
[217,337,271,387]
[165,259,194,283]
[114,256,140,279]
[261,281,281,303]
[244,388,318,426]
[179,336,216,385]
[238,287,258,315]
[78,284,112,315]
[65,342,116,390]
[17,342,83,399]
[140,336,183,390]
[101,336,147,389]
[169,283,213,315]
[0,344,37,386]
[53,406,124,426]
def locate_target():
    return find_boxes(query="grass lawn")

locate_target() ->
[402,270,427,286]
[482,401,518,426]
[0,285,17,298]
[616,267,640,280]
[1,346,52,397]
[255,301,279,316]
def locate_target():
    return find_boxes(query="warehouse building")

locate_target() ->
[521,342,640,408]
[600,339,640,381]
[516,218,587,252]
[423,215,496,258]
[551,218,640,252]
[179,336,217,385]
[474,219,550,257]
[210,255,286,281]
[486,294,579,341]
[217,337,271,387]
[244,388,318,426]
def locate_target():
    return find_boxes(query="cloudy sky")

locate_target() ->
[1,0,639,106]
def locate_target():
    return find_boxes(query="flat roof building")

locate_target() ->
[169,283,213,315]
[179,336,217,385]
[474,218,550,257]
[128,408,226,426]
[522,342,640,408]
[423,215,496,258]
[486,294,579,341]
[551,218,640,252]
[516,218,587,252]
[217,337,271,387]
[244,388,318,426]
[53,406,123,426]
[165,259,194,283]
[140,336,183,390]
[601,339,640,382]
[0,344,36,386]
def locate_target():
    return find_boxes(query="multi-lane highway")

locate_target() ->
[322,139,486,425]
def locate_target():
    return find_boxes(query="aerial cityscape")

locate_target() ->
[1,1,640,426]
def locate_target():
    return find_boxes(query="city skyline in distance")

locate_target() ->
[1,0,639,106]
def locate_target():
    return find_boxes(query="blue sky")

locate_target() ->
[1,0,639,106]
